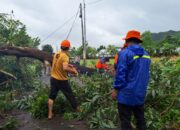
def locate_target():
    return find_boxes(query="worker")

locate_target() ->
[48,40,80,119]
[111,30,151,130]
[96,57,109,73]
[114,43,127,70]
[74,55,81,65]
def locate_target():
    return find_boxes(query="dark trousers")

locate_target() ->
[49,77,78,110]
[118,103,146,130]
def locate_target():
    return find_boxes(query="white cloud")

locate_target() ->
[0,0,180,48]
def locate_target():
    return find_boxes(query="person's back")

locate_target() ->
[48,40,80,120]
[114,45,151,105]
[112,30,151,130]
[51,51,69,80]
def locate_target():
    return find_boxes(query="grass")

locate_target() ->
[81,56,180,68]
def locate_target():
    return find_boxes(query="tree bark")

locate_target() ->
[0,46,97,75]
[0,46,53,63]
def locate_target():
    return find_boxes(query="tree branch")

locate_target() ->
[0,46,53,63]
[0,46,97,75]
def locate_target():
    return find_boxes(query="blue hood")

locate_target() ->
[127,44,144,57]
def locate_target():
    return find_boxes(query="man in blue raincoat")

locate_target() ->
[112,30,151,130]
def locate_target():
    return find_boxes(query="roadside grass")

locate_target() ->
[80,56,180,68]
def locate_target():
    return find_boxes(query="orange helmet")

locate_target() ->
[123,30,142,42]
[60,40,71,48]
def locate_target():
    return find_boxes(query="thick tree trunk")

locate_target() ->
[0,46,97,75]
[0,46,53,63]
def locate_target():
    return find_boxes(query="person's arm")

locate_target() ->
[62,55,78,76]
[113,51,128,91]
[63,63,78,75]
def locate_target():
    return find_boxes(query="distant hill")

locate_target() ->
[151,30,180,42]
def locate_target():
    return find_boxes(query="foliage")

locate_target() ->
[42,44,53,54]
[0,14,40,47]
[72,58,180,129]
[0,91,15,113]
[141,31,180,56]
[0,116,18,130]
[86,46,98,58]
[151,30,180,42]
[0,14,42,91]
[72,45,98,59]
[28,84,73,119]
[70,74,119,129]
[97,45,106,52]
[107,45,117,56]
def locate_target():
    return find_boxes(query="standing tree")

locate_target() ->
[107,45,117,56]
[141,31,157,56]
[42,44,53,54]
[97,45,106,52]
[86,46,98,59]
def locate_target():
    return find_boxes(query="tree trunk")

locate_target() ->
[0,46,96,75]
[0,46,53,63]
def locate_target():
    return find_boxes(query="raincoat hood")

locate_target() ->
[127,44,144,57]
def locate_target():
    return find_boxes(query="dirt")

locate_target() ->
[10,75,118,130]
[10,110,87,130]
[2,109,120,130]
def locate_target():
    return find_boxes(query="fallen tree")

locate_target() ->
[0,46,96,75]
[0,46,53,63]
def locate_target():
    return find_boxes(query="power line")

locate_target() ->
[41,13,77,43]
[65,6,80,39]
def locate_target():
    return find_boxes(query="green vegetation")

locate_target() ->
[0,13,42,129]
[24,58,180,129]
[142,31,180,56]
[0,12,180,130]
[74,58,180,129]
[42,44,53,54]
[152,30,180,42]
[0,116,18,130]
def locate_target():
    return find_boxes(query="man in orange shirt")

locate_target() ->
[96,57,109,73]
[48,40,80,119]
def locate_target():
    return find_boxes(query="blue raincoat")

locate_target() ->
[113,44,151,106]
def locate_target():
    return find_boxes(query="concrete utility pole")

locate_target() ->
[79,3,86,66]
[83,0,88,66]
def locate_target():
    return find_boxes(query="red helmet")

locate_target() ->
[60,40,71,48]
[123,30,142,43]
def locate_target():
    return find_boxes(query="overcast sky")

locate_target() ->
[1,0,180,50]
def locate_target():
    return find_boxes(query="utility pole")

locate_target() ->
[83,0,87,65]
[79,3,86,66]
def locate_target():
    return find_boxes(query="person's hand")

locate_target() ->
[72,67,78,76]
[111,89,118,100]
[68,64,74,68]
[72,71,79,77]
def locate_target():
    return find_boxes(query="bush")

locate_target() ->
[0,117,18,130]
[69,58,180,129]
[29,85,73,119]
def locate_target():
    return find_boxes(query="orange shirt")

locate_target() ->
[51,51,69,80]
[96,59,108,69]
